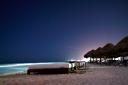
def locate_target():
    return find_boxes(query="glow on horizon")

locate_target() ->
[80,58,90,62]
[69,58,90,62]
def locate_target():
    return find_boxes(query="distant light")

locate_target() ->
[115,57,121,60]
[80,58,90,62]
[68,58,90,62]
[68,58,76,61]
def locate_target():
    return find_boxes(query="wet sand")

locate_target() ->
[0,64,128,85]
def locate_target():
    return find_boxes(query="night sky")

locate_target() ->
[1,0,128,64]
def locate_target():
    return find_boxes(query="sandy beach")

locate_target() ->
[0,64,128,85]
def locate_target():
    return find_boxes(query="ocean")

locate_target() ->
[0,62,69,76]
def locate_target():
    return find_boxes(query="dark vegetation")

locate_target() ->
[84,36,128,66]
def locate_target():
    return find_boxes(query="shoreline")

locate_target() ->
[1,64,128,85]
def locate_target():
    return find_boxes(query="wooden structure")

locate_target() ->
[27,61,86,74]
[68,61,86,72]
[27,63,69,74]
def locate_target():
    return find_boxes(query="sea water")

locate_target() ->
[0,62,69,76]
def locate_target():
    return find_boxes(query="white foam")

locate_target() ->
[0,63,57,68]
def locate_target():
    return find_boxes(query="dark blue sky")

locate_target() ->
[1,0,128,63]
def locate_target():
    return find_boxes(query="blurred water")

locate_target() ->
[0,62,68,76]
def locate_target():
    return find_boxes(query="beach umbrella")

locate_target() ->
[115,36,128,63]
[95,47,103,64]
[102,43,115,59]
[115,36,128,52]
[84,49,96,62]
[100,43,116,65]
[84,50,95,58]
[84,51,91,58]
